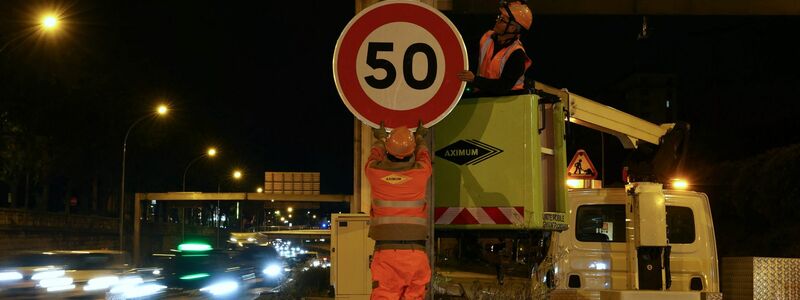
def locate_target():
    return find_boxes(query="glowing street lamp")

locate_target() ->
[182,147,218,191]
[257,187,263,193]
[214,169,242,247]
[0,12,62,54]
[120,104,170,251]
[217,169,243,193]
[41,15,58,30]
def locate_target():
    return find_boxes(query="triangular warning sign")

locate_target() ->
[567,149,598,179]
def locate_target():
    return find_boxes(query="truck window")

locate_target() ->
[575,205,696,244]
[666,206,695,244]
[576,205,626,242]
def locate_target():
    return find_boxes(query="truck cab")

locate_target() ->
[552,188,719,297]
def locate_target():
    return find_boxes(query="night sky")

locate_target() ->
[2,2,800,210]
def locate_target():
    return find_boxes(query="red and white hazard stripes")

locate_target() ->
[434,207,524,225]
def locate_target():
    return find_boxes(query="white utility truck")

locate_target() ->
[429,83,719,300]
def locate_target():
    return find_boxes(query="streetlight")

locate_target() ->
[215,169,242,248]
[0,12,61,54]
[182,147,217,191]
[178,146,214,243]
[41,15,58,30]
[218,169,243,192]
[256,187,263,193]
[119,104,169,251]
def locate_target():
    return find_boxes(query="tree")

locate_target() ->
[703,143,800,257]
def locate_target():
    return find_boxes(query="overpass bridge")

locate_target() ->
[132,192,349,265]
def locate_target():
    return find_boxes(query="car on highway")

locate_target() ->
[235,244,287,287]
[154,242,261,299]
[0,249,165,299]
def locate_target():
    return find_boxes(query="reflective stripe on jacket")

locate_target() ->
[365,147,432,241]
[477,30,532,90]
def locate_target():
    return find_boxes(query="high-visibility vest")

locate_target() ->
[477,31,532,90]
[365,147,432,241]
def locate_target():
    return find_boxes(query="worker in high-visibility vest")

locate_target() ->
[457,0,533,94]
[366,122,431,300]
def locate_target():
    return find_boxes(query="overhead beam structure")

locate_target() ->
[444,0,800,15]
[132,192,350,265]
[364,0,800,15]
[138,192,350,202]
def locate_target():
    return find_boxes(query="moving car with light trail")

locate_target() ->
[235,243,286,287]
[156,242,260,299]
[0,249,165,299]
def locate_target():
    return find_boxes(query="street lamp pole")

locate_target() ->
[182,148,217,192]
[119,114,151,251]
[119,105,168,252]
[215,169,242,248]
[0,34,27,54]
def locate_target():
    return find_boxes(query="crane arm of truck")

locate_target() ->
[532,81,689,183]
[533,81,671,148]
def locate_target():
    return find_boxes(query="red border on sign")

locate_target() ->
[335,2,465,129]
[567,149,598,179]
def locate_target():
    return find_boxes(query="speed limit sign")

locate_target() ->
[333,0,467,129]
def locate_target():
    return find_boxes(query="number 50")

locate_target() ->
[364,42,437,90]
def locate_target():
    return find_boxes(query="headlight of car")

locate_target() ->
[110,283,166,298]
[0,271,23,281]
[84,276,119,291]
[38,276,73,289]
[263,263,282,278]
[108,275,144,293]
[32,269,65,280]
[200,280,239,296]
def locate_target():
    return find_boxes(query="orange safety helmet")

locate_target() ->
[500,1,532,31]
[385,126,416,159]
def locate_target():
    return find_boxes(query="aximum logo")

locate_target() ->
[381,174,411,184]
[435,140,503,165]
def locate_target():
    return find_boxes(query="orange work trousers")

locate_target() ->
[370,249,431,300]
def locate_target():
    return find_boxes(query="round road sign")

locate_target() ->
[333,0,467,129]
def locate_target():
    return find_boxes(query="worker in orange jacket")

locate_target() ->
[457,0,533,95]
[366,122,431,300]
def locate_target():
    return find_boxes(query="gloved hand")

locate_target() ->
[415,120,428,138]
[373,122,388,140]
[457,70,475,83]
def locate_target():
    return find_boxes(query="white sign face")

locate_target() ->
[333,0,467,129]
[356,22,445,111]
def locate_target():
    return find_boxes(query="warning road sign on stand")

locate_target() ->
[567,149,598,179]
[333,0,467,129]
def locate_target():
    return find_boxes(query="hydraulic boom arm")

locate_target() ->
[533,81,671,148]
[532,81,689,183]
